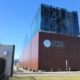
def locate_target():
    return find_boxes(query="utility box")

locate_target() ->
[0,44,15,79]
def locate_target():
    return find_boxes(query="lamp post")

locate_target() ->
[66,59,68,71]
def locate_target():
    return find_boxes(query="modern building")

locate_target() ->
[20,4,80,71]
[40,4,79,36]
[20,32,80,71]
[30,4,79,39]
[0,44,15,77]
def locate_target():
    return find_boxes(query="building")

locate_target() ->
[30,4,79,39]
[40,4,79,36]
[20,4,80,71]
[0,44,15,77]
[20,32,80,71]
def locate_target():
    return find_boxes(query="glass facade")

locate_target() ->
[24,4,79,48]
[24,8,41,47]
[40,4,79,36]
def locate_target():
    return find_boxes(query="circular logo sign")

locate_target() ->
[2,49,8,56]
[43,39,51,48]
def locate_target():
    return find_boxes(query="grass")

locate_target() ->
[11,76,80,80]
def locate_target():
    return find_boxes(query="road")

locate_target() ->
[13,71,80,77]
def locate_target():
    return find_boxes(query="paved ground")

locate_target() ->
[13,71,80,77]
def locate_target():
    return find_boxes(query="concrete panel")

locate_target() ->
[0,44,15,77]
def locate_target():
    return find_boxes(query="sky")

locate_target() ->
[0,0,80,59]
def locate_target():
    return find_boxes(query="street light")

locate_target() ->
[66,59,68,71]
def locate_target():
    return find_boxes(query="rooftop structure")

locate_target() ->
[31,4,79,38]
